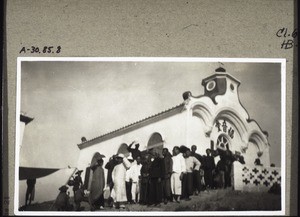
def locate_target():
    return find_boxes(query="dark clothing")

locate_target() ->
[127,144,141,160]
[105,158,118,188]
[73,175,83,193]
[181,173,193,199]
[216,159,227,188]
[191,152,203,165]
[162,152,172,201]
[26,179,36,192]
[25,179,36,205]
[148,157,164,205]
[162,178,172,201]
[149,157,164,179]
[163,153,173,178]
[126,181,133,203]
[193,170,202,192]
[140,161,150,204]
[54,192,71,211]
[203,155,215,188]
[148,178,162,205]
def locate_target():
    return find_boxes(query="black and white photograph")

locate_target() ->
[15,57,286,215]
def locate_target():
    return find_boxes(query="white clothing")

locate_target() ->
[172,154,187,173]
[185,156,201,172]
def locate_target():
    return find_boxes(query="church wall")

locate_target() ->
[77,111,188,181]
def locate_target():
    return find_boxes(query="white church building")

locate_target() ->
[76,67,281,192]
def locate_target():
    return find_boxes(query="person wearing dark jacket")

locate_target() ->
[139,154,151,205]
[105,155,119,191]
[127,141,141,160]
[54,185,72,211]
[203,149,216,189]
[148,148,164,206]
[162,148,173,204]
[72,170,83,198]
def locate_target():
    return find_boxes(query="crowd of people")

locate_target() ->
[54,141,246,211]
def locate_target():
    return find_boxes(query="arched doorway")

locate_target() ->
[147,132,164,156]
[117,143,130,157]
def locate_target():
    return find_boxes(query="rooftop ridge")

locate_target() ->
[77,103,185,149]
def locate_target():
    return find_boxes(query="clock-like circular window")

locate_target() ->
[206,80,216,91]
[217,134,230,150]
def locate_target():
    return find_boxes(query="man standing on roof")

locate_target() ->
[171,146,186,203]
[127,141,141,160]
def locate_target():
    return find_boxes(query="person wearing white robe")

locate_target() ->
[112,153,131,209]
[171,146,186,202]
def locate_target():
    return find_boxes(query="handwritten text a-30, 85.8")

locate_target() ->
[19,46,61,54]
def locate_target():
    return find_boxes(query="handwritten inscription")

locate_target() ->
[19,46,61,54]
[276,28,298,49]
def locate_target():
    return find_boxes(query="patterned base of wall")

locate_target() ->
[232,162,281,192]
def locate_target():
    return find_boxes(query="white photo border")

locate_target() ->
[15,57,286,216]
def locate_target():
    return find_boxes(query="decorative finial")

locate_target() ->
[216,62,226,73]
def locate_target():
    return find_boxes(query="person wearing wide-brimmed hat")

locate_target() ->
[112,153,132,209]
[54,185,72,211]
[89,154,106,211]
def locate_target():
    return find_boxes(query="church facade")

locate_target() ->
[76,67,271,189]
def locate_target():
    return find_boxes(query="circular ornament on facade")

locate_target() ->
[206,80,216,91]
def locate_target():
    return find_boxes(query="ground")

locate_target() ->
[19,188,281,212]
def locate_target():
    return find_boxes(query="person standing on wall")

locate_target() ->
[171,146,186,203]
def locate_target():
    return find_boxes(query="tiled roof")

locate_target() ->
[77,103,185,150]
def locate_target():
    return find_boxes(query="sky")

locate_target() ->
[19,59,282,203]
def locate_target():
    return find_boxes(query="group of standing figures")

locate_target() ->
[54,141,245,211]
